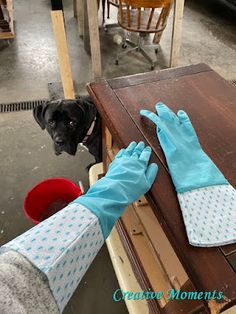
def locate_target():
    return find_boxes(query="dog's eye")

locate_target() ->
[69,120,77,128]
[48,120,56,128]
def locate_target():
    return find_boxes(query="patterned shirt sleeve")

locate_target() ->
[0,202,105,312]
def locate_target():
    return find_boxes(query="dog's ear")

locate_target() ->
[74,98,85,117]
[33,102,49,130]
[75,96,94,115]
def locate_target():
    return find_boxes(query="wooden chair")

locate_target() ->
[102,0,120,30]
[107,0,119,19]
[116,0,172,69]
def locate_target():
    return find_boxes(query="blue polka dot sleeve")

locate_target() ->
[0,203,104,312]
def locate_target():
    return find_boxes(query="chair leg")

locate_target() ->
[107,0,110,18]
[102,0,105,24]
[115,47,138,65]
[137,34,142,48]
[125,38,136,48]
[123,31,138,48]
[116,33,157,70]
[139,47,155,69]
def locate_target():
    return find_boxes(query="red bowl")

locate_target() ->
[24,177,82,224]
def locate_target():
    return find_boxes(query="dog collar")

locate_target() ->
[82,117,97,144]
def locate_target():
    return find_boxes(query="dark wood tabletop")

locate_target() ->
[87,63,236,312]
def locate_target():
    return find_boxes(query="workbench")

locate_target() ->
[87,63,236,313]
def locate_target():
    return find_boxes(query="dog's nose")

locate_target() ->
[55,137,65,146]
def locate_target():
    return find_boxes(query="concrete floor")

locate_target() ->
[0,0,235,313]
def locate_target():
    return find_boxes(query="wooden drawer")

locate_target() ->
[104,137,205,313]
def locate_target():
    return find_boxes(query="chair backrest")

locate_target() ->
[122,0,171,8]
[118,0,172,33]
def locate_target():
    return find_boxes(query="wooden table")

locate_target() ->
[87,63,236,314]
[75,0,102,78]
[0,0,14,39]
[75,0,185,78]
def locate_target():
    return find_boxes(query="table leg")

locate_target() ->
[76,0,84,37]
[73,0,77,18]
[51,10,75,99]
[83,0,91,54]
[87,0,102,78]
[169,0,185,67]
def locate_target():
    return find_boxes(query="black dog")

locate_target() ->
[33,96,102,165]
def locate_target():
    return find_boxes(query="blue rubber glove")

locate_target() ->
[140,103,236,247]
[74,141,158,239]
[140,103,228,193]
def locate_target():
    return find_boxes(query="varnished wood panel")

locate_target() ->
[87,64,236,313]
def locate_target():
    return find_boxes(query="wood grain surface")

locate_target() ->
[87,63,236,312]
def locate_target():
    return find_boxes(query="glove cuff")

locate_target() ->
[74,195,125,239]
[177,184,236,247]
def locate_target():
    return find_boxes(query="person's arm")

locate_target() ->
[0,201,102,313]
[0,142,158,313]
[0,250,59,314]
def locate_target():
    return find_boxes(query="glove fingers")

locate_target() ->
[124,141,137,156]
[156,103,177,121]
[146,163,158,186]
[140,109,160,126]
[139,146,152,165]
[177,110,191,124]
[177,110,197,137]
[115,148,125,158]
[131,141,145,159]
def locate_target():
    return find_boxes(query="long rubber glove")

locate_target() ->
[75,141,158,239]
[140,103,236,247]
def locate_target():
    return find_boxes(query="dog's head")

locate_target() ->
[33,99,88,155]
